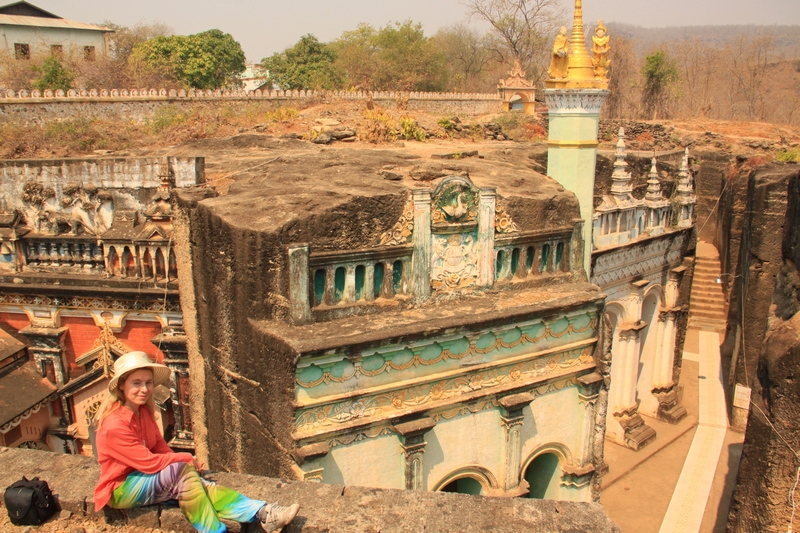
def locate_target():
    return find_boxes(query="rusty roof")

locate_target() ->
[0,13,111,32]
[0,359,57,430]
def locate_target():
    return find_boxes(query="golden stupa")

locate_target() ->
[545,0,609,89]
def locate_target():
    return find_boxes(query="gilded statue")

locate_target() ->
[548,26,569,79]
[592,19,610,79]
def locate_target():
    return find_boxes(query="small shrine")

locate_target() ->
[497,60,536,115]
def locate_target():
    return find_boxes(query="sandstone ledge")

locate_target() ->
[0,447,620,532]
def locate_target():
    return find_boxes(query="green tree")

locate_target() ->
[332,21,446,91]
[31,55,75,92]
[260,34,343,90]
[130,29,246,89]
[642,50,680,120]
[331,24,379,90]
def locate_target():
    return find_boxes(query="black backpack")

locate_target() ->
[3,476,57,526]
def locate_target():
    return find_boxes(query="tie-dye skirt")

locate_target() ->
[109,462,265,533]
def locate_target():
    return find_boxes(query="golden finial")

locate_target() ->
[546,0,608,89]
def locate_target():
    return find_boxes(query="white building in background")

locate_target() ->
[0,1,111,61]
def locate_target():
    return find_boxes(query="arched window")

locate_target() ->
[373,263,385,298]
[524,453,562,499]
[334,267,345,303]
[313,269,326,306]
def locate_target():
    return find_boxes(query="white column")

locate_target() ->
[658,314,677,387]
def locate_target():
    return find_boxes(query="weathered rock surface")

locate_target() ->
[0,447,621,532]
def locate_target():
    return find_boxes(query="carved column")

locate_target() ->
[20,325,69,385]
[287,244,311,325]
[152,328,195,451]
[411,189,431,301]
[499,392,533,495]
[577,373,603,466]
[652,310,687,424]
[478,187,496,287]
[395,417,435,491]
[613,324,656,451]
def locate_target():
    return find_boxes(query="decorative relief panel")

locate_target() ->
[293,345,595,437]
[431,177,478,226]
[431,231,478,290]
[592,233,686,287]
[21,181,114,236]
[544,89,608,114]
[0,292,180,312]
[494,200,518,234]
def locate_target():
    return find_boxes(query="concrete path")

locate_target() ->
[658,330,729,532]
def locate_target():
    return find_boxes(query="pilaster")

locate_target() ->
[395,417,436,491]
[287,244,311,325]
[478,187,497,287]
[152,328,195,451]
[20,325,69,385]
[499,392,534,495]
[411,189,432,301]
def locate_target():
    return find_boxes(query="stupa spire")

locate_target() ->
[645,157,663,201]
[566,0,595,82]
[610,128,633,200]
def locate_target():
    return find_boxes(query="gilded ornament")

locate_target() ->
[548,26,569,79]
[591,19,611,80]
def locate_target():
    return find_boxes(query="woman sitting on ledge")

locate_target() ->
[93,351,300,533]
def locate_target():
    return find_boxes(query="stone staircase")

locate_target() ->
[689,243,728,331]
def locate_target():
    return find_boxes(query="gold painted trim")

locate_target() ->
[546,140,600,148]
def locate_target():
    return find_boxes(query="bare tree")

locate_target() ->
[725,34,774,120]
[603,34,641,120]
[673,38,719,119]
[462,0,564,84]
[435,24,494,92]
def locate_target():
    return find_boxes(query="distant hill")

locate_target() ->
[604,23,800,57]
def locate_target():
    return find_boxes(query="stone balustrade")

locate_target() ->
[309,247,412,308]
[494,228,574,282]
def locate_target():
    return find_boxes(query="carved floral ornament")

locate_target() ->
[378,197,414,246]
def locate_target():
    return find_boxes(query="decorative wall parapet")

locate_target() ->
[0,88,500,102]
[286,177,585,325]
[592,130,693,251]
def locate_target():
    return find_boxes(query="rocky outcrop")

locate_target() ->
[719,164,800,532]
[0,446,622,532]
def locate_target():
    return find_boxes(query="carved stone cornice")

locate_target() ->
[543,89,609,114]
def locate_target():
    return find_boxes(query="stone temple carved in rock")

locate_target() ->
[0,0,696,504]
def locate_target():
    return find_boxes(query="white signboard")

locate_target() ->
[733,385,752,410]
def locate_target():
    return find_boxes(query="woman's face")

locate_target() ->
[120,369,154,411]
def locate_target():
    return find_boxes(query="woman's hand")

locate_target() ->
[192,456,205,472]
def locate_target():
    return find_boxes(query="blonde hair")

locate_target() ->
[94,368,157,431]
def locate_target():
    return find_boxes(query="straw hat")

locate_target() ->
[108,351,171,393]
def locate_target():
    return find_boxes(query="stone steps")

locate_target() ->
[689,248,727,328]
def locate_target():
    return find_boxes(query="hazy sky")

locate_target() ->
[30,0,800,62]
